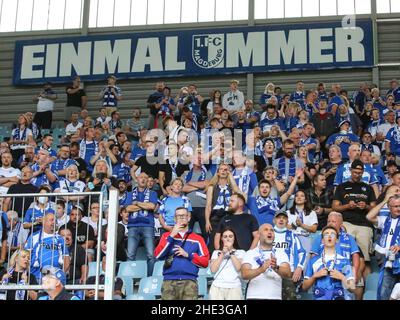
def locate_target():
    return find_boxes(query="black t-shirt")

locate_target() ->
[320,160,344,188]
[159,161,189,189]
[67,245,87,281]
[100,224,127,262]
[135,155,160,179]
[66,87,86,108]
[7,183,39,218]
[217,213,259,251]
[73,157,88,174]
[333,181,376,227]
[60,221,95,246]
[0,269,38,300]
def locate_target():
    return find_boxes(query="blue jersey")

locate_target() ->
[259,93,274,106]
[30,163,58,188]
[79,140,98,172]
[273,227,306,271]
[35,146,57,158]
[50,158,76,174]
[158,195,192,226]
[127,188,158,228]
[24,205,56,233]
[385,126,400,156]
[284,116,299,133]
[310,230,360,260]
[305,252,354,300]
[326,133,359,160]
[232,167,258,196]
[119,191,132,208]
[290,91,306,107]
[112,163,132,184]
[328,95,344,113]
[130,145,146,161]
[248,195,281,225]
[299,136,318,162]
[334,162,378,186]
[387,87,400,102]
[260,114,284,133]
[25,231,68,279]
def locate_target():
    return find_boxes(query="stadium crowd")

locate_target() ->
[0,76,400,300]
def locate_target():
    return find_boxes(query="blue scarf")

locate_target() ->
[185,166,207,183]
[0,267,26,300]
[277,157,296,179]
[13,127,27,141]
[131,188,151,219]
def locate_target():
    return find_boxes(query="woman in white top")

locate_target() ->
[81,202,107,237]
[287,190,318,254]
[209,227,245,300]
[55,165,86,205]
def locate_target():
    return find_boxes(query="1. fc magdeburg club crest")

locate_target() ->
[192,34,224,69]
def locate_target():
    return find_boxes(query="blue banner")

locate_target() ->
[13,19,373,85]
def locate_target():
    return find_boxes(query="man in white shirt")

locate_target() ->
[33,82,57,130]
[65,112,83,137]
[222,80,244,115]
[376,110,395,151]
[241,223,291,300]
[0,152,21,195]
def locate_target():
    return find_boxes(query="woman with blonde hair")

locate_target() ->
[260,82,276,108]
[205,163,242,252]
[0,249,38,300]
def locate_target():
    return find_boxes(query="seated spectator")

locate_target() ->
[241,223,291,300]
[96,107,111,128]
[6,211,29,254]
[30,149,58,188]
[82,202,107,238]
[90,140,118,170]
[0,152,21,196]
[9,114,34,163]
[0,249,38,300]
[86,159,118,204]
[85,256,123,300]
[231,150,258,197]
[55,164,86,208]
[50,144,75,179]
[385,114,400,165]
[39,267,80,300]
[326,120,359,161]
[303,226,356,300]
[154,207,209,300]
[79,127,99,174]
[109,111,123,133]
[55,200,69,229]
[35,134,57,160]
[289,81,306,108]
[209,227,245,300]
[123,108,145,146]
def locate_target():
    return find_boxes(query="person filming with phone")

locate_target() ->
[154,207,209,300]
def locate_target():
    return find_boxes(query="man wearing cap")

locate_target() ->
[326,120,359,161]
[222,80,244,115]
[273,211,306,300]
[33,82,57,130]
[98,75,123,117]
[385,114,400,165]
[39,266,80,300]
[332,159,377,279]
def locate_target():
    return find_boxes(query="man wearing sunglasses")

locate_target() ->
[39,266,80,300]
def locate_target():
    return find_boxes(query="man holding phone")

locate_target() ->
[154,207,209,300]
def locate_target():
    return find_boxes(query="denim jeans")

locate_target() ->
[379,268,400,300]
[127,227,155,276]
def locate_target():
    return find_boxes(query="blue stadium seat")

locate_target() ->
[125,293,156,300]
[365,273,380,291]
[198,276,208,297]
[138,276,163,297]
[152,260,165,277]
[118,261,148,296]
[88,261,102,278]
[299,292,314,300]
[363,290,377,300]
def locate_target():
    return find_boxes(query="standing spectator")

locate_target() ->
[214,193,259,251]
[50,145,75,179]
[306,173,334,230]
[184,84,204,116]
[325,120,359,161]
[387,79,400,102]
[303,226,355,300]
[0,249,38,300]
[158,178,192,233]
[65,76,87,124]
[59,228,88,285]
[33,82,57,130]
[366,191,400,300]
[69,142,88,179]
[109,111,123,133]
[154,207,209,300]
[385,114,400,165]
[79,127,99,174]
[311,100,336,156]
[35,134,57,161]
[112,152,132,187]
[95,108,112,127]
[3,166,38,217]
[222,80,244,115]
[147,81,165,129]
[209,228,245,300]
[98,75,123,116]
[289,81,306,108]
[130,140,160,182]
[360,131,381,157]
[332,159,377,278]
[123,108,145,146]
[25,212,70,281]
[8,114,34,163]
[0,152,20,195]
[260,104,284,135]
[241,223,291,300]
[30,149,58,188]
[273,139,305,184]
[153,86,175,129]
[299,123,318,162]
[231,150,258,197]
[206,90,223,119]
[376,110,395,150]
[125,173,158,276]
[367,108,385,140]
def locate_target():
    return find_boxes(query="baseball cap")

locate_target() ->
[73,204,84,213]
[351,159,364,170]
[338,119,351,128]
[274,211,288,218]
[41,266,66,285]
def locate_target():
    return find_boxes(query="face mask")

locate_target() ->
[38,196,47,204]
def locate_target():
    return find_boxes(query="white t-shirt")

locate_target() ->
[96,116,111,126]
[56,179,86,194]
[57,214,70,229]
[390,283,400,300]
[0,166,21,195]
[81,216,107,236]
[10,127,33,150]
[376,216,399,254]
[287,210,318,237]
[222,90,244,113]
[66,122,83,136]
[37,97,55,112]
[242,246,289,300]
[210,250,245,289]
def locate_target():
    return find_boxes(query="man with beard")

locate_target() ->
[214,193,259,251]
[273,139,304,185]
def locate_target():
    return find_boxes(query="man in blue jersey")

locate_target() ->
[273,211,306,300]
[30,149,58,188]
[385,114,400,165]
[39,266,80,300]
[299,123,318,162]
[125,172,158,276]
[303,225,356,300]
[260,104,284,135]
[232,150,258,197]
[35,134,57,160]
[79,127,99,174]
[289,81,306,108]
[98,75,123,116]
[326,120,359,161]
[25,212,70,281]
[367,191,400,300]
[50,144,75,180]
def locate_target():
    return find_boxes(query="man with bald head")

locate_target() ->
[241,223,291,300]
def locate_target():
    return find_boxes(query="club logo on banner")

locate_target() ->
[192,34,224,69]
